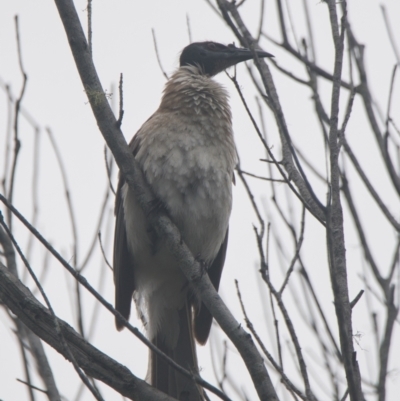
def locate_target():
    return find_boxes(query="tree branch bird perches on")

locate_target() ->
[113,41,273,400]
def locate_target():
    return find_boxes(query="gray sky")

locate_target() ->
[1,1,399,400]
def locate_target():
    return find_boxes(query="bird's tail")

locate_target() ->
[149,301,204,400]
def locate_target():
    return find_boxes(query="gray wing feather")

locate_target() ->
[193,228,229,344]
[113,133,144,330]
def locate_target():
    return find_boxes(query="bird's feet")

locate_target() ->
[146,197,166,217]
[195,255,208,277]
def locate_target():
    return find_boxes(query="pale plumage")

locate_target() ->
[113,41,273,400]
[123,65,236,347]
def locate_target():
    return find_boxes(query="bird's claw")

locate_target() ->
[195,255,208,276]
[146,197,165,217]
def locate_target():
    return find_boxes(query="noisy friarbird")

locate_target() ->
[113,41,273,400]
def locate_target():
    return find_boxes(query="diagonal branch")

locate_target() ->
[325,3,364,401]
[0,262,176,401]
[0,225,61,401]
[51,1,279,399]
[216,0,327,226]
[0,194,230,401]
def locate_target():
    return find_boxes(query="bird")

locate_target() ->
[113,41,273,400]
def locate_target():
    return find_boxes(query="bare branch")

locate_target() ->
[97,231,112,271]
[0,193,229,400]
[87,0,92,57]
[279,206,305,295]
[377,286,399,401]
[0,262,178,401]
[0,213,103,400]
[151,28,168,80]
[380,5,400,63]
[0,223,60,401]
[350,290,364,309]
[7,16,28,230]
[116,73,124,128]
[186,14,193,43]
[343,139,400,232]
[46,127,79,266]
[235,280,308,401]
[227,71,325,225]
[218,0,327,225]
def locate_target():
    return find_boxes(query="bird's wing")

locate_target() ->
[113,133,143,330]
[193,228,229,344]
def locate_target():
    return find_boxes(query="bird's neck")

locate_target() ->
[158,66,232,122]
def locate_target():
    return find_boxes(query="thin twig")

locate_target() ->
[279,206,305,295]
[16,379,48,395]
[260,31,355,91]
[380,5,400,63]
[302,0,317,63]
[345,15,400,195]
[325,3,363,399]
[87,0,92,57]
[0,193,231,401]
[46,126,85,337]
[387,237,400,284]
[283,0,300,51]
[151,28,168,80]
[238,168,285,182]
[104,145,116,195]
[116,73,124,128]
[338,88,356,149]
[25,128,41,263]
[268,59,309,86]
[256,0,265,42]
[17,331,36,401]
[350,290,364,309]
[235,280,308,400]
[87,240,110,341]
[377,286,399,401]
[293,145,326,183]
[46,127,79,266]
[219,3,327,224]
[341,174,385,288]
[257,235,316,400]
[299,264,342,361]
[0,261,178,401]
[0,213,103,401]
[1,84,13,196]
[298,268,339,398]
[227,71,325,225]
[186,14,192,43]
[343,139,400,232]
[385,65,398,135]
[236,161,265,239]
[98,231,112,270]
[78,183,112,271]
[7,16,28,231]
[269,291,283,368]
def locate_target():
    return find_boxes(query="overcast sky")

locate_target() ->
[1,1,399,400]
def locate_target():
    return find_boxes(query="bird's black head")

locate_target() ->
[179,41,273,76]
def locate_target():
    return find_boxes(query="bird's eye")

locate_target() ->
[207,43,217,51]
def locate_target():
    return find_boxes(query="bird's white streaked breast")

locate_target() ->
[122,65,237,346]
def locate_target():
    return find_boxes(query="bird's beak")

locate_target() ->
[206,46,273,75]
[220,47,274,64]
